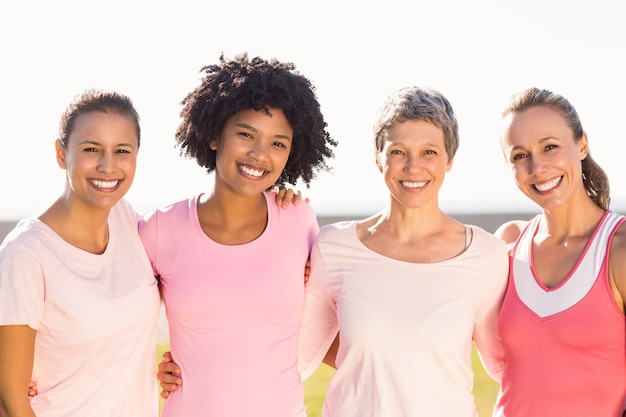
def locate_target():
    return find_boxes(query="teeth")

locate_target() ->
[534,177,561,192]
[240,165,264,177]
[91,179,119,189]
[401,180,427,188]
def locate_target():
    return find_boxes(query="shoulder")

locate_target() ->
[0,218,47,265]
[141,196,195,224]
[1,218,44,249]
[609,215,626,306]
[111,199,141,226]
[318,220,356,241]
[609,215,626,268]
[468,226,509,267]
[266,191,318,225]
[494,219,531,249]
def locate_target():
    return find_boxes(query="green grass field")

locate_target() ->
[156,343,499,416]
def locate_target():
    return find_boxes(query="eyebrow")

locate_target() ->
[509,136,558,151]
[78,140,136,149]
[236,122,292,141]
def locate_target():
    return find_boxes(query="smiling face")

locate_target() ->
[210,107,293,197]
[500,105,588,210]
[376,119,452,210]
[57,111,138,211]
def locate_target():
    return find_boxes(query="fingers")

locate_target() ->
[28,380,37,397]
[157,350,182,398]
[292,191,303,206]
[160,379,180,398]
[273,186,307,208]
[304,257,312,284]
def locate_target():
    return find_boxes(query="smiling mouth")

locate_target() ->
[401,180,428,189]
[239,164,266,178]
[90,179,120,190]
[533,176,562,192]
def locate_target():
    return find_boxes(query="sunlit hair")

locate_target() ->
[58,89,140,148]
[373,86,459,161]
[502,87,610,210]
[175,53,337,187]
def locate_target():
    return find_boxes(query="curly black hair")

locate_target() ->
[176,53,337,187]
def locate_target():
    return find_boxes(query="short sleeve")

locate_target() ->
[297,237,339,380]
[138,210,160,276]
[472,231,509,382]
[0,239,45,329]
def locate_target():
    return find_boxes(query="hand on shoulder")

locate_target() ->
[494,220,528,252]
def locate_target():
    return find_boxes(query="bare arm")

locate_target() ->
[609,222,626,313]
[494,220,527,253]
[322,333,339,369]
[0,325,37,417]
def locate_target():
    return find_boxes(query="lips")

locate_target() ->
[400,180,428,189]
[90,179,120,190]
[533,176,562,192]
[239,164,266,178]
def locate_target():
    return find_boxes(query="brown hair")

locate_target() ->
[502,87,610,210]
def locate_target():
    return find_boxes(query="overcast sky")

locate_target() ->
[1,0,624,220]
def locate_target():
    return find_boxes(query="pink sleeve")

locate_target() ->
[472,235,509,383]
[297,238,339,380]
[138,211,159,276]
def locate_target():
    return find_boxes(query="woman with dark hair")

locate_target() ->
[0,89,161,417]
[141,53,337,417]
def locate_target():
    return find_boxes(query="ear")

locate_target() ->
[55,139,67,169]
[209,138,218,151]
[375,150,383,173]
[446,157,454,173]
[578,132,589,160]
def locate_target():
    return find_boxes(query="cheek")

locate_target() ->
[122,157,138,177]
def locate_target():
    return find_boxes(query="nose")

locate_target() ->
[528,154,547,176]
[97,151,115,173]
[248,140,270,162]
[404,153,421,173]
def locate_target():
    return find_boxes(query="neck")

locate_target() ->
[368,199,451,238]
[539,199,605,241]
[39,196,112,254]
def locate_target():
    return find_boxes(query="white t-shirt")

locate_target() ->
[298,221,508,417]
[0,199,160,417]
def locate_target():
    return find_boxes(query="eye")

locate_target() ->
[544,144,558,152]
[272,140,288,148]
[237,131,254,139]
[83,147,98,152]
[511,152,527,161]
[424,149,437,155]
[116,148,132,154]
[389,149,404,155]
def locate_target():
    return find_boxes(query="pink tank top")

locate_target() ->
[494,211,626,417]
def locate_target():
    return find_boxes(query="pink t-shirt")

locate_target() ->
[494,211,626,417]
[139,192,319,417]
[298,221,508,417]
[0,200,160,417]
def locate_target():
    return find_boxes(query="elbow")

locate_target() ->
[0,396,33,417]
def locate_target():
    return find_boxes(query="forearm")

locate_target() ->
[0,401,37,417]
[0,325,37,417]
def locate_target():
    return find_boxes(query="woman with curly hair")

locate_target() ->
[140,53,337,417]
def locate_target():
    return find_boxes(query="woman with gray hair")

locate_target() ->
[297,86,509,416]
